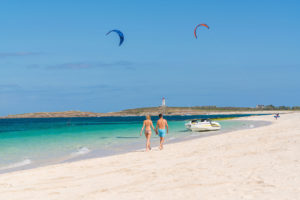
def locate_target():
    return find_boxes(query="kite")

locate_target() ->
[194,24,209,39]
[106,29,124,46]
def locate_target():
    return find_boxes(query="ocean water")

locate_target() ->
[0,114,268,173]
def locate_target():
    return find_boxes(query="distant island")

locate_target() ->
[1,105,299,119]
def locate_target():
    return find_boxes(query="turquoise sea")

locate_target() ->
[0,114,269,173]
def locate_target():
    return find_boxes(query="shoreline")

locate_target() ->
[0,118,271,174]
[60,119,272,168]
[1,113,299,199]
[0,109,294,119]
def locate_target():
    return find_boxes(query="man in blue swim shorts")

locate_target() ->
[155,114,169,150]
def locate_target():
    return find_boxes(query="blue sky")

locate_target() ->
[0,0,299,115]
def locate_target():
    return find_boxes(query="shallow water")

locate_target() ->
[0,114,269,173]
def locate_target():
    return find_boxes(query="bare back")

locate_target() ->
[157,118,167,129]
[144,119,153,131]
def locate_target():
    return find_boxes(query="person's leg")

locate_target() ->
[145,133,149,151]
[146,133,151,151]
[159,137,162,149]
[159,137,165,150]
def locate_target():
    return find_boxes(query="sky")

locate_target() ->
[0,0,299,115]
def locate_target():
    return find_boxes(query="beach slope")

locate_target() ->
[0,113,299,200]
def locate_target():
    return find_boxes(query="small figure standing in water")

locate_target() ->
[140,115,155,151]
[274,113,280,120]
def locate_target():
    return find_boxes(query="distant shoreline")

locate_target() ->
[0,107,296,119]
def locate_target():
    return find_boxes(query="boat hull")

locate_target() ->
[185,121,221,132]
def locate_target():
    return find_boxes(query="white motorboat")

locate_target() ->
[185,119,221,132]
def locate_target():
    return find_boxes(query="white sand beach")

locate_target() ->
[0,113,299,200]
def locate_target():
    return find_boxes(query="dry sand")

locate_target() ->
[0,113,299,200]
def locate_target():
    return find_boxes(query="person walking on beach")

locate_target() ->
[140,115,155,151]
[156,114,169,150]
[274,113,280,120]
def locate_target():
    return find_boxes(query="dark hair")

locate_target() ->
[159,113,163,118]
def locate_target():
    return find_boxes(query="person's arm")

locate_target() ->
[151,121,155,131]
[165,120,169,133]
[155,121,158,135]
[140,121,145,136]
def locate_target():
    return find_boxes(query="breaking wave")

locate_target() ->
[0,159,31,171]
[70,147,90,157]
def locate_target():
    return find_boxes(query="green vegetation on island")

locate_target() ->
[1,105,299,119]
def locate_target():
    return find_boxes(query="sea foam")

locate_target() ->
[0,159,31,171]
[249,124,255,128]
[71,147,90,157]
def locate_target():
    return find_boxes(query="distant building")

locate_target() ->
[162,97,166,107]
[256,105,265,109]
